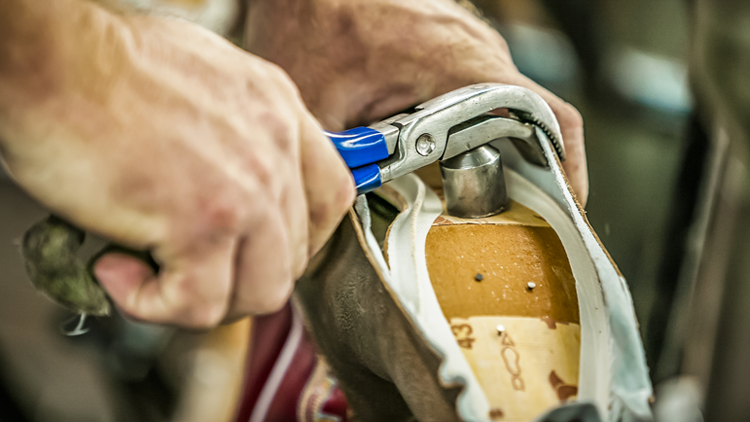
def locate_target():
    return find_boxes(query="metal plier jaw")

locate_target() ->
[325,83,565,195]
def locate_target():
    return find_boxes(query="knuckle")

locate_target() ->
[309,171,354,229]
[190,304,226,328]
[260,112,298,155]
[171,294,227,328]
[182,305,225,329]
[200,193,246,234]
[164,284,228,329]
[250,153,277,196]
[265,62,300,98]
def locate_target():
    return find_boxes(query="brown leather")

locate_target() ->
[295,184,581,421]
[296,212,463,422]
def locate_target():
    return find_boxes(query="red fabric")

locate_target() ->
[234,302,349,422]
[320,386,348,420]
[234,304,293,422]
[263,329,316,422]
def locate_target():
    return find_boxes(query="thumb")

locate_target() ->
[93,242,235,328]
[93,252,155,317]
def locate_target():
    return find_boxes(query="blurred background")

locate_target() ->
[1,0,748,420]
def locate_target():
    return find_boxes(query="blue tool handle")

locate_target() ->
[350,164,382,195]
[324,127,390,169]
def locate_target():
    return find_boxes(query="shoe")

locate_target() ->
[294,134,653,421]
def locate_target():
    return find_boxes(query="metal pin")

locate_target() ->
[496,324,506,335]
[527,282,536,290]
[61,313,90,337]
[475,273,484,282]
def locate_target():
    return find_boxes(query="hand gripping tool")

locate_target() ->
[324,83,566,195]
[18,83,569,327]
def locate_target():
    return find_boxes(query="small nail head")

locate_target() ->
[475,273,484,282]
[527,281,536,290]
[496,324,505,335]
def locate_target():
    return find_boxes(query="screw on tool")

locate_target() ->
[415,134,436,156]
[527,282,536,290]
[475,273,484,282]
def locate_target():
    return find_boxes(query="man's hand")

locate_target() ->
[0,0,354,327]
[245,0,588,203]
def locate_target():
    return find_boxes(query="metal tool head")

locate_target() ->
[440,144,509,218]
[325,83,564,195]
[377,83,564,185]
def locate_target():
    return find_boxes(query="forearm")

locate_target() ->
[0,0,126,150]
